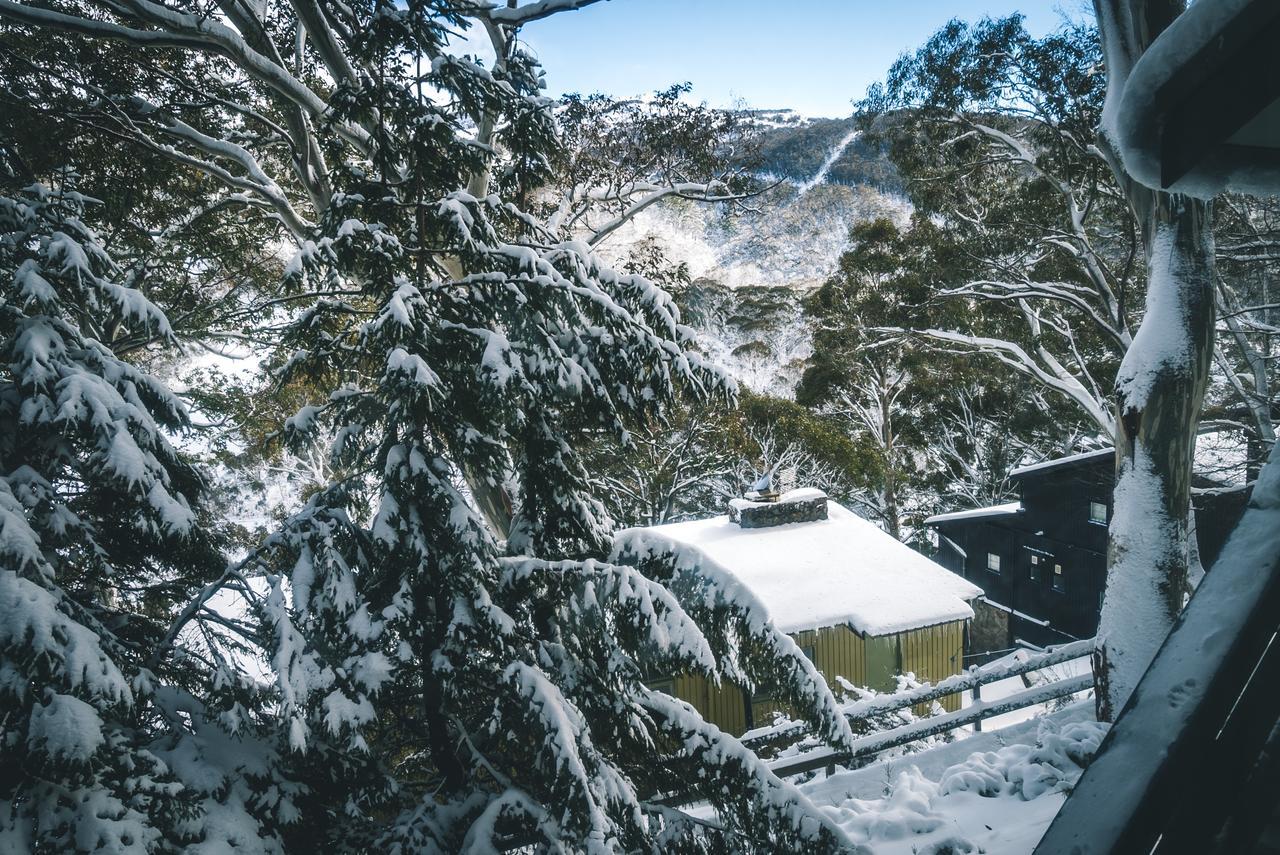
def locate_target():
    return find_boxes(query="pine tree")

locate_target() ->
[0,1,869,848]
[0,175,293,851]
[236,3,861,850]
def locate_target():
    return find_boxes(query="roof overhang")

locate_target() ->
[1112,0,1280,197]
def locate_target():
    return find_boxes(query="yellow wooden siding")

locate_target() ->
[897,620,966,713]
[658,619,968,734]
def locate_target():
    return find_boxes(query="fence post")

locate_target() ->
[970,665,983,733]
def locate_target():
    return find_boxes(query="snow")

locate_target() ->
[614,500,982,636]
[27,692,105,761]
[1115,223,1196,411]
[729,486,827,512]
[1008,449,1112,479]
[1002,431,1244,487]
[0,570,131,704]
[802,703,1108,854]
[796,129,861,196]
[924,501,1022,525]
[1109,0,1280,198]
[962,649,1093,732]
[1094,447,1178,712]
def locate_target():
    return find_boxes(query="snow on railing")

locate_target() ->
[642,638,1095,811]
[741,637,1095,751]
[765,672,1094,779]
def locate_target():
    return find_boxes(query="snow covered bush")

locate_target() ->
[0,176,292,850]
[818,714,1108,852]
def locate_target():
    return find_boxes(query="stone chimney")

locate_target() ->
[728,488,828,529]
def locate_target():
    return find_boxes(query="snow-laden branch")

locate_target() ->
[897,326,1117,437]
[940,277,1130,351]
[486,0,610,25]
[0,0,372,153]
[585,182,762,247]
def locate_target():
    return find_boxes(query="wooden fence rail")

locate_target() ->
[765,672,1093,779]
[649,638,1097,806]
[503,640,1096,846]
[741,637,1096,751]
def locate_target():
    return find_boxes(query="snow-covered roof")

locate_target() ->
[924,502,1022,526]
[1009,449,1112,479]
[1009,432,1248,485]
[1193,430,1250,488]
[613,500,982,637]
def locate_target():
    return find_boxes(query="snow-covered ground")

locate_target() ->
[804,702,1105,854]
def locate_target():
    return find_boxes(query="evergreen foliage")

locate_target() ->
[245,4,860,845]
[0,176,293,851]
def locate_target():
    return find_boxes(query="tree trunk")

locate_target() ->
[1095,192,1216,720]
[879,374,902,540]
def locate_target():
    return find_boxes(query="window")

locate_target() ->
[986,552,1001,574]
[1089,501,1108,524]
[751,680,777,703]
[1052,563,1066,592]
[1029,554,1041,582]
[648,676,675,696]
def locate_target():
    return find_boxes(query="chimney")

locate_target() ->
[729,488,829,529]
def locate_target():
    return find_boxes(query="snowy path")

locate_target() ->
[801,703,1105,854]
[796,128,861,195]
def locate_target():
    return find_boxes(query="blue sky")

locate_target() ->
[518,0,1087,117]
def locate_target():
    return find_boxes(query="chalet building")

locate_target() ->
[926,444,1249,653]
[613,489,982,736]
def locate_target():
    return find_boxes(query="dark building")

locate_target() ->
[926,446,1248,653]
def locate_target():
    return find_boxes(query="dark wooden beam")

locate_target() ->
[1033,479,1280,853]
[1158,2,1280,188]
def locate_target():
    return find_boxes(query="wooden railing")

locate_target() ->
[742,638,1095,780]
[1035,455,1280,853]
[501,639,1096,847]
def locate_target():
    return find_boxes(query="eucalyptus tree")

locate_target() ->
[863,11,1225,718]
[1088,0,1219,719]
[861,18,1134,441]
[798,216,1076,541]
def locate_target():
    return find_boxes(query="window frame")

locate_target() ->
[1089,500,1109,525]
[648,676,676,696]
[986,552,1002,574]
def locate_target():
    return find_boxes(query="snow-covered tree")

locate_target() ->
[548,83,765,247]
[1090,0,1218,719]
[862,18,1133,442]
[798,217,1076,541]
[0,2,869,849]
[861,14,1220,716]
[0,176,296,851]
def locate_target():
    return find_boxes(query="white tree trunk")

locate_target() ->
[1094,193,1216,719]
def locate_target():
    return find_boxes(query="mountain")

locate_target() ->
[596,112,909,396]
